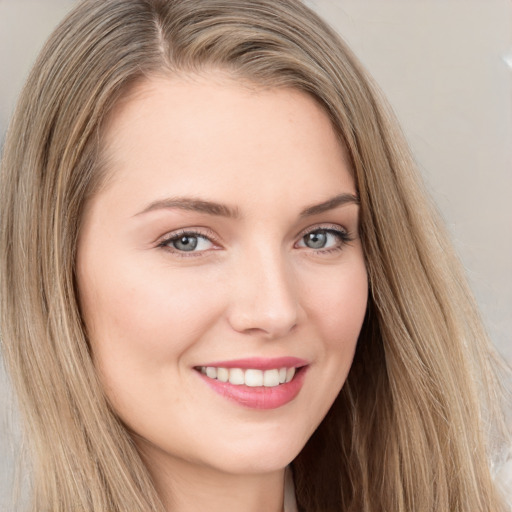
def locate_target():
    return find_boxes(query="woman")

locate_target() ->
[0,0,510,511]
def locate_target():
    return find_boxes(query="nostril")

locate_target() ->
[226,260,300,337]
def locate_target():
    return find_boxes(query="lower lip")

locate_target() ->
[196,367,308,410]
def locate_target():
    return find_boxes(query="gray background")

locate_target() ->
[1,0,511,508]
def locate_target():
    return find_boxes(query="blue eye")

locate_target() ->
[303,231,329,249]
[297,228,351,251]
[161,232,214,253]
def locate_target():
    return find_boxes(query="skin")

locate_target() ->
[76,73,368,512]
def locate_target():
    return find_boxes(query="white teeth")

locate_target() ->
[228,368,245,385]
[217,367,229,382]
[205,367,217,379]
[245,369,263,387]
[199,366,299,387]
[263,369,280,387]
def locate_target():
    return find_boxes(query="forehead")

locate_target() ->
[95,72,355,216]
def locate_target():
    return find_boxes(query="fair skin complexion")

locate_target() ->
[76,73,368,512]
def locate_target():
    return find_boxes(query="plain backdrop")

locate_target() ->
[0,0,511,509]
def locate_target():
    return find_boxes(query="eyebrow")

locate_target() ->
[135,192,359,218]
[299,193,360,217]
[135,197,240,218]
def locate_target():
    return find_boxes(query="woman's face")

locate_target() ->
[77,74,368,476]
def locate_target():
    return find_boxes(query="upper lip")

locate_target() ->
[196,356,308,370]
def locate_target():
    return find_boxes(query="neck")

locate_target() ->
[140,444,286,512]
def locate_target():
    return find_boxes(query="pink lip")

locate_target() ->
[197,367,308,410]
[198,356,308,370]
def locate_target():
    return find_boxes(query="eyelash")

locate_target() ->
[157,225,354,257]
[157,228,219,258]
[298,225,354,254]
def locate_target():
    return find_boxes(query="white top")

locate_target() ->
[283,467,298,512]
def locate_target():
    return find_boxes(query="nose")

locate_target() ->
[226,246,300,339]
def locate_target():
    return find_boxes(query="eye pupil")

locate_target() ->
[304,231,327,249]
[173,235,198,251]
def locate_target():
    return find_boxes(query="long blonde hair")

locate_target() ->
[1,1,509,510]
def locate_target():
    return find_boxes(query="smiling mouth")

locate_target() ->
[194,360,308,409]
[195,366,300,388]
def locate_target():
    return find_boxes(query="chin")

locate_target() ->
[201,431,309,475]
[206,453,296,476]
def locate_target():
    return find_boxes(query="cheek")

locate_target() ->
[302,257,368,348]
[78,252,227,374]
[77,258,229,432]
[292,255,367,435]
